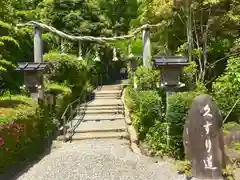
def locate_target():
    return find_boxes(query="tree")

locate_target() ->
[133,0,240,85]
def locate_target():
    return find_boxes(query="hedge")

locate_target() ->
[0,84,73,174]
[0,95,45,174]
[213,57,240,123]
[44,52,90,99]
[125,86,163,140]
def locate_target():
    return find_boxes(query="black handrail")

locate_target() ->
[60,75,103,142]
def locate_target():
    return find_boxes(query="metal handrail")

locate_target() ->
[60,75,103,142]
[60,90,86,142]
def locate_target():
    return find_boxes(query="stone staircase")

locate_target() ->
[66,84,129,141]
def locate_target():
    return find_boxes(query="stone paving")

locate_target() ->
[16,140,185,180]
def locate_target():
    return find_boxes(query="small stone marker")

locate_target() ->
[183,94,226,179]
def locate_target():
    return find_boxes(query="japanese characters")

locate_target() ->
[183,95,226,179]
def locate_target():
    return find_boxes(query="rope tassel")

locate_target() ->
[128,43,134,59]
[60,38,65,55]
[112,48,118,61]
[94,49,101,62]
[78,41,83,60]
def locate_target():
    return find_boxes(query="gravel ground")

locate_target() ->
[15,139,185,180]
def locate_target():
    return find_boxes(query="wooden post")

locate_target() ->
[142,25,151,67]
[34,26,43,63]
[70,105,73,128]
[33,25,44,101]
[166,91,173,149]
[63,116,67,142]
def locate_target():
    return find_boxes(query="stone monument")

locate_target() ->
[183,94,226,179]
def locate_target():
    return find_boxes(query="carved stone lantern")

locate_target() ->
[127,55,141,72]
[153,56,189,90]
[17,62,50,100]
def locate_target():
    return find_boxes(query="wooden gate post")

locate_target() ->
[34,25,43,63]
[142,24,151,67]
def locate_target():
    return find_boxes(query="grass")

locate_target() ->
[223,122,240,136]
[0,108,17,124]
[45,82,71,95]
[0,94,37,124]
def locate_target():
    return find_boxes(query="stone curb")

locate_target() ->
[121,88,132,125]
[121,86,141,155]
[128,125,138,144]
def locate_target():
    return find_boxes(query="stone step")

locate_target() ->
[71,131,129,141]
[72,114,125,122]
[84,109,123,115]
[86,99,122,106]
[94,97,121,100]
[79,106,123,110]
[93,90,121,94]
[94,94,120,97]
[72,119,127,133]
[82,114,125,121]
[99,85,121,89]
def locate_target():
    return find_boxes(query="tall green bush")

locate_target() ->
[0,94,55,174]
[44,52,89,99]
[134,66,160,91]
[124,86,138,112]
[167,88,206,159]
[145,121,168,157]
[0,84,74,174]
[181,61,198,90]
[44,82,72,125]
[213,57,240,123]
[131,90,163,140]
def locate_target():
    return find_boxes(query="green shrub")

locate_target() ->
[145,121,168,157]
[124,86,138,112]
[134,66,160,91]
[0,59,19,92]
[167,88,206,159]
[45,82,71,96]
[44,82,72,125]
[0,92,35,107]
[0,101,56,174]
[144,86,206,159]
[213,57,240,123]
[0,94,37,124]
[132,90,163,140]
[44,52,89,99]
[223,122,240,136]
[176,160,192,178]
[0,89,68,173]
[181,61,197,90]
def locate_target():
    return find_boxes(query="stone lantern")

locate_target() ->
[153,56,189,149]
[17,62,50,100]
[154,56,189,90]
[127,55,142,72]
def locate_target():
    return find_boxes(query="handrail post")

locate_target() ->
[63,116,66,142]
[70,104,73,129]
[96,75,99,89]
